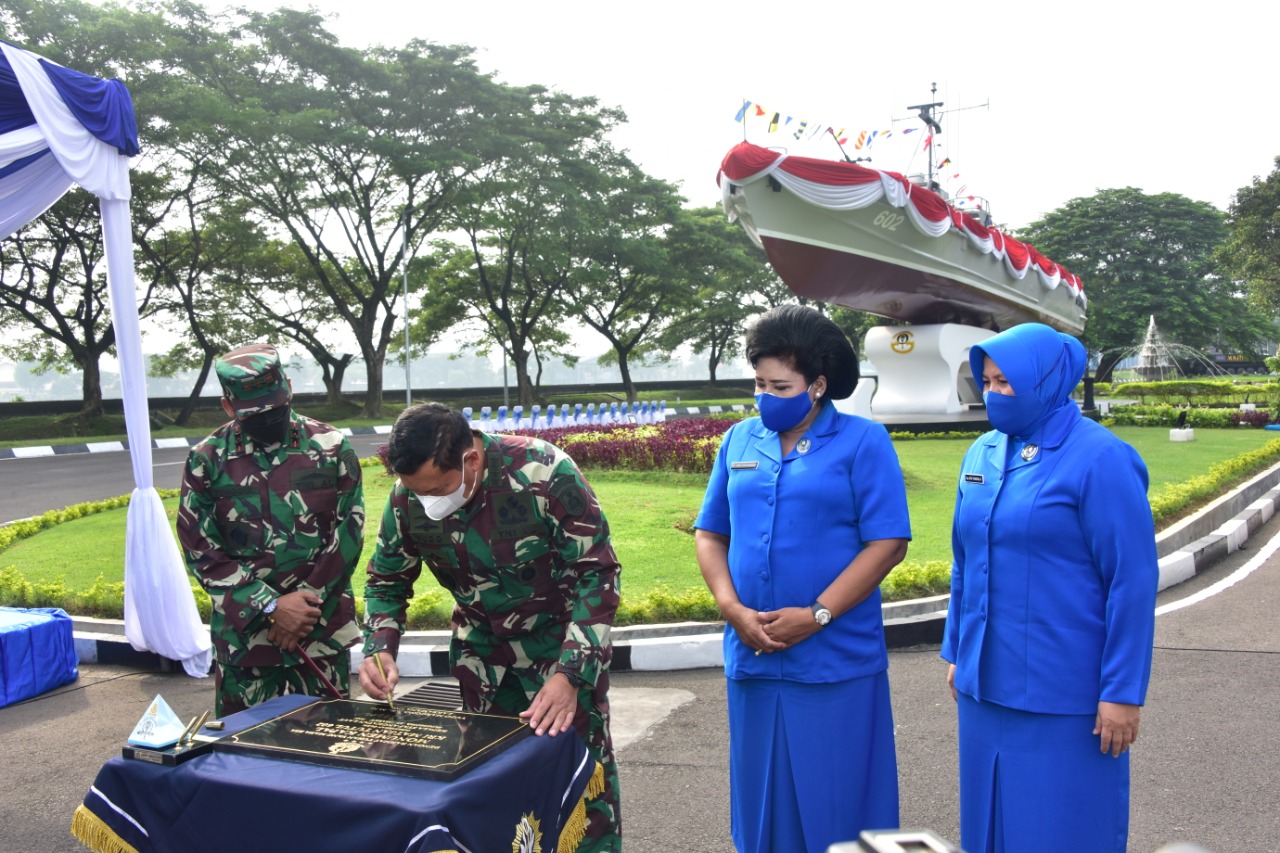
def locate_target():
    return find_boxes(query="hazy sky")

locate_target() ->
[211,0,1276,229]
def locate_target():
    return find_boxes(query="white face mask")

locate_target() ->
[416,452,478,520]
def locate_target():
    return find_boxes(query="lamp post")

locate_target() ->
[401,206,411,408]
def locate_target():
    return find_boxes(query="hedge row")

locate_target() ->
[1108,378,1278,406]
[1106,405,1275,428]
[0,489,179,552]
[1148,438,1280,523]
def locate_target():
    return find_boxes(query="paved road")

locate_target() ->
[3,510,1278,852]
[0,434,392,524]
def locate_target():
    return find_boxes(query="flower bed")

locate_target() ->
[509,417,740,473]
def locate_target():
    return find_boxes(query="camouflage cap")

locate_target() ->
[215,343,291,417]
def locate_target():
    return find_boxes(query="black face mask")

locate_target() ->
[241,406,291,447]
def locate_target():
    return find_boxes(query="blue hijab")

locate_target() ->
[970,323,1088,438]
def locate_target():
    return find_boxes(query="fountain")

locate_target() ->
[1101,315,1232,383]
[1134,315,1178,381]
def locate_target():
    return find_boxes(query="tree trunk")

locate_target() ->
[176,354,215,426]
[1096,352,1123,383]
[511,347,535,409]
[616,350,637,403]
[532,347,545,397]
[361,357,384,418]
[326,358,350,406]
[80,354,104,417]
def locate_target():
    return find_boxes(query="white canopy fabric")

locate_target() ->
[1,40,210,677]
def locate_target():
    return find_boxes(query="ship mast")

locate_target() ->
[906,81,944,190]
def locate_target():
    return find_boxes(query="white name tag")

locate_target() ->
[731,461,759,470]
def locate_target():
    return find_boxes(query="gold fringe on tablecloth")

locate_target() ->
[556,761,606,853]
[70,804,140,853]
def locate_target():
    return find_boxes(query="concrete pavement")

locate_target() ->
[4,512,1280,852]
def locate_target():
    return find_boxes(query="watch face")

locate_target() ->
[814,608,832,626]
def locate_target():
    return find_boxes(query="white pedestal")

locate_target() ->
[1170,428,1196,442]
[833,376,876,419]
[864,324,996,416]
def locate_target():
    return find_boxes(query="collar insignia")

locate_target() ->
[1021,443,1040,461]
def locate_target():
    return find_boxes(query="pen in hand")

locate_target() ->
[372,653,396,711]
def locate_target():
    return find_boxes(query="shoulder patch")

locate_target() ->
[340,448,361,480]
[548,475,588,516]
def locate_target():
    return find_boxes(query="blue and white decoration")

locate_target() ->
[1,40,211,677]
[464,400,669,431]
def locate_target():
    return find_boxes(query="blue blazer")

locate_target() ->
[696,401,911,683]
[942,405,1158,714]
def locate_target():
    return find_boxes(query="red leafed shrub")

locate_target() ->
[1229,409,1275,428]
[510,417,739,473]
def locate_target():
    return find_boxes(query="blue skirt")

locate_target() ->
[957,693,1130,853]
[727,672,898,853]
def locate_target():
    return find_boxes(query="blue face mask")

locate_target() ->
[983,391,1043,437]
[755,385,815,433]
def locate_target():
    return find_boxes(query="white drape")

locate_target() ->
[2,42,210,677]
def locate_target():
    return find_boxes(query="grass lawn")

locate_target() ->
[4,426,1275,622]
[1,468,712,623]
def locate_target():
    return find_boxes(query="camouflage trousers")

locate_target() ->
[212,653,350,717]
[457,658,621,853]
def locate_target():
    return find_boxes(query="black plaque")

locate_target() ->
[214,699,533,780]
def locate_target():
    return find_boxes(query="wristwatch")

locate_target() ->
[810,601,832,627]
[263,598,278,617]
[559,670,589,689]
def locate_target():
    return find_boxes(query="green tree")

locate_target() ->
[133,166,275,425]
[570,166,689,402]
[656,207,788,384]
[1018,187,1271,380]
[0,192,158,415]
[415,97,630,408]
[1218,156,1280,316]
[162,8,552,417]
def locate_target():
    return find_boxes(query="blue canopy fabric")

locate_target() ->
[0,47,138,153]
[0,39,210,677]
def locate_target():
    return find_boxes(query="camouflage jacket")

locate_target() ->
[362,433,620,690]
[177,412,364,667]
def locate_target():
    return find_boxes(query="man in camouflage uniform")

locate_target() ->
[358,402,621,852]
[178,343,364,717]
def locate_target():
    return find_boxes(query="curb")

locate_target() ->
[65,456,1280,676]
[0,426,396,460]
[0,410,750,459]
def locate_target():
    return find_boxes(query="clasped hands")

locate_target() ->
[730,603,821,655]
[266,590,322,652]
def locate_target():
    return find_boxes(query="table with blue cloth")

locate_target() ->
[0,607,78,708]
[71,694,603,853]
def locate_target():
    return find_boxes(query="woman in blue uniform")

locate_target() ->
[695,305,911,853]
[942,323,1158,853]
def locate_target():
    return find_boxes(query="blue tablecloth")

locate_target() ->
[0,607,78,708]
[72,695,602,853]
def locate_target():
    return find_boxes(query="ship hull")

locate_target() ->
[720,143,1087,336]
